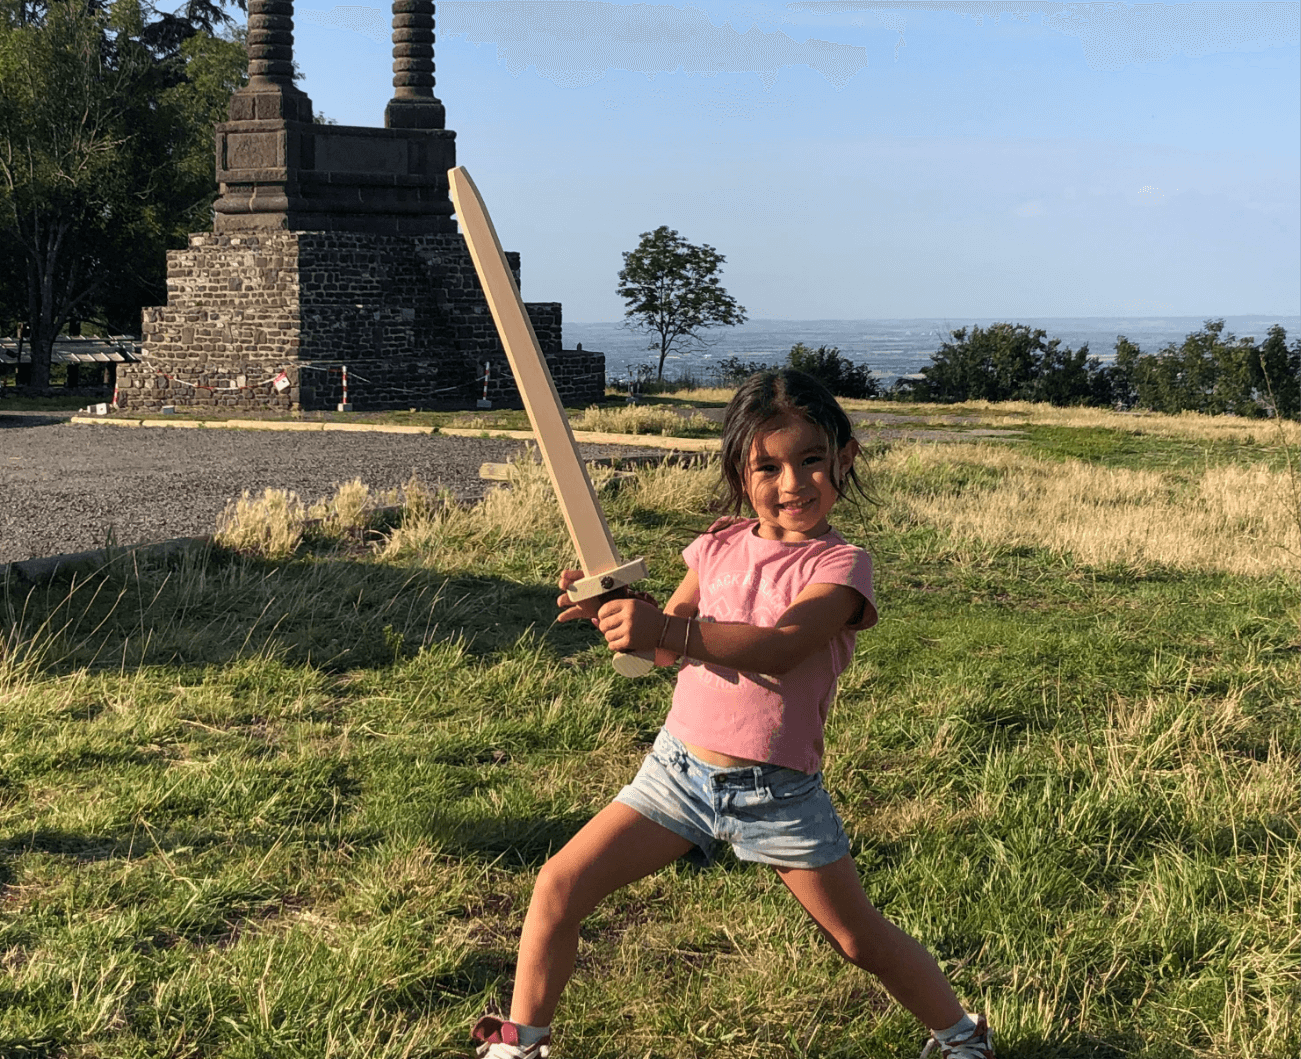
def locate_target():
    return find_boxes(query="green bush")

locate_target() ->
[786,343,880,399]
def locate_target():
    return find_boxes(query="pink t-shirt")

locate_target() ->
[664,518,877,774]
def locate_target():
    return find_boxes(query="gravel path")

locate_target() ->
[0,413,661,563]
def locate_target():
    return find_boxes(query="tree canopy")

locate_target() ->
[0,0,245,387]
[616,225,746,381]
[786,343,879,400]
[1123,320,1298,418]
[890,319,1298,419]
[904,323,1086,404]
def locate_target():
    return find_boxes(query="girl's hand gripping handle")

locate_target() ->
[557,570,656,677]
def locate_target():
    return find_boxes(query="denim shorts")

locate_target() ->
[614,728,851,870]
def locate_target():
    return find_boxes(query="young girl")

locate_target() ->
[472,369,994,1059]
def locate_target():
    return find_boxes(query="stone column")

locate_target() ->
[229,0,313,122]
[385,0,446,129]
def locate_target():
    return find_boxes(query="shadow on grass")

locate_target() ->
[1,545,583,678]
[441,811,592,868]
[993,1027,1212,1059]
[978,1035,1130,1059]
[0,411,74,428]
[0,1031,61,1059]
[0,827,133,862]
[383,951,514,1015]
[1,819,384,862]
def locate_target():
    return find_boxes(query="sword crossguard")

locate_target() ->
[565,557,649,603]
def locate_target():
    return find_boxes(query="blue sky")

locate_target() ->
[288,1,1300,322]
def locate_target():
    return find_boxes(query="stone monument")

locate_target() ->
[119,0,603,412]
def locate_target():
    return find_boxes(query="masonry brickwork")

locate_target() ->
[122,231,599,411]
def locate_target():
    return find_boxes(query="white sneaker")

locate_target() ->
[920,1013,994,1059]
[471,1015,552,1059]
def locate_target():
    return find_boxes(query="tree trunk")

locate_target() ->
[20,214,77,390]
[24,316,55,389]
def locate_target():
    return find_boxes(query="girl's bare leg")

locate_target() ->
[776,855,966,1030]
[510,802,694,1027]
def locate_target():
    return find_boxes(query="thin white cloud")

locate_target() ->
[301,2,870,88]
[297,1,1300,84]
[786,2,1300,69]
[442,1,869,87]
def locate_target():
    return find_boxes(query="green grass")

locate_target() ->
[0,430,1296,1058]
[0,394,82,412]
[1011,424,1295,475]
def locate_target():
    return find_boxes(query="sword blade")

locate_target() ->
[449,166,621,577]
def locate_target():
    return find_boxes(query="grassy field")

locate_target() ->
[0,404,1296,1058]
[0,395,85,412]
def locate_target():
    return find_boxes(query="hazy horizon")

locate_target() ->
[566,312,1301,381]
[566,313,1301,326]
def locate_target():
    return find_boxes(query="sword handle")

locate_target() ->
[567,566,657,680]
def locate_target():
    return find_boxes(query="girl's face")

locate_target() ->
[743,412,859,541]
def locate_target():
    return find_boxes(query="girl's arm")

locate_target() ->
[655,570,701,668]
[596,580,866,676]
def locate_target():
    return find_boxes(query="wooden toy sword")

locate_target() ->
[448,166,655,678]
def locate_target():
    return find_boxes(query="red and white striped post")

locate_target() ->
[337,364,352,411]
[477,361,492,408]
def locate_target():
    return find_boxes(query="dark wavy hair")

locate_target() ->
[714,368,869,521]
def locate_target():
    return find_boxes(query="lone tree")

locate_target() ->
[616,225,746,381]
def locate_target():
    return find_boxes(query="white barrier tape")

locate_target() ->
[153,369,292,391]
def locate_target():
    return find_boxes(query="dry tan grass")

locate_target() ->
[882,442,1299,576]
[653,386,736,404]
[1100,691,1298,824]
[307,477,375,537]
[623,460,719,515]
[379,454,724,569]
[218,480,403,558]
[573,404,717,436]
[215,488,307,559]
[379,454,570,566]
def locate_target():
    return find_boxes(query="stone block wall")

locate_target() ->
[131,232,303,412]
[474,347,605,409]
[123,230,595,411]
